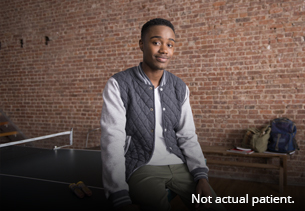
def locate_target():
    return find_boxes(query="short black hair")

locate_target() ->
[141,18,175,40]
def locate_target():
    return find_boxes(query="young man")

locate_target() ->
[101,18,225,211]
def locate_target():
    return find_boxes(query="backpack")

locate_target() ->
[242,125,271,153]
[267,117,299,153]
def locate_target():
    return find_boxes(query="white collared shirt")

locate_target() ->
[147,86,183,165]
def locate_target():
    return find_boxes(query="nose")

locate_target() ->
[159,43,168,54]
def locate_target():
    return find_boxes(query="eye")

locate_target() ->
[153,41,161,45]
[167,43,173,48]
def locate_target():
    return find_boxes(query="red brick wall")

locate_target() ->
[1,0,304,185]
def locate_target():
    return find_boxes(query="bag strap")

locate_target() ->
[247,128,260,134]
[262,125,270,135]
[293,138,300,150]
[262,125,271,132]
[247,126,270,136]
[279,117,289,120]
[272,117,290,125]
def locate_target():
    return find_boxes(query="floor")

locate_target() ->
[86,146,305,210]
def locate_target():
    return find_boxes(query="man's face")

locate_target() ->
[139,25,175,71]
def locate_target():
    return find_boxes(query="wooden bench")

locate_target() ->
[200,144,287,193]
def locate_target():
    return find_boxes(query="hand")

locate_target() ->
[194,178,213,211]
[115,204,140,211]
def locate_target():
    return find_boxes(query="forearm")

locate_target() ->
[176,86,209,181]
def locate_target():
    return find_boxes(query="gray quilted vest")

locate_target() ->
[112,65,187,180]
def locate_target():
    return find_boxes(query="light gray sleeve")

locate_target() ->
[176,86,209,181]
[100,77,132,207]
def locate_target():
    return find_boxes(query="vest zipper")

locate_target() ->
[148,86,156,163]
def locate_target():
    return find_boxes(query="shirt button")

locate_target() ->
[151,129,154,132]
[149,87,153,90]
[164,128,167,132]
[163,108,166,111]
[169,147,172,151]
[160,88,163,91]
[150,108,154,111]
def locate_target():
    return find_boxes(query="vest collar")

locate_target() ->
[136,63,167,87]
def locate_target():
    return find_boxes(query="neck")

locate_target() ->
[141,63,164,88]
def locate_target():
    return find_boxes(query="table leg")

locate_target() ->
[281,156,287,186]
[279,167,284,193]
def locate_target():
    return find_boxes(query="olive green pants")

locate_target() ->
[128,164,226,211]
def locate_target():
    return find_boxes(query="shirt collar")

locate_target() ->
[136,62,167,86]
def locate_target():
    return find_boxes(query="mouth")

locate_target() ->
[155,56,169,63]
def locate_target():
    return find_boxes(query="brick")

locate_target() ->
[213,1,226,7]
[277,38,293,43]
[236,17,251,23]
[269,7,283,14]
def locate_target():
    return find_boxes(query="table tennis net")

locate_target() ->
[0,128,73,149]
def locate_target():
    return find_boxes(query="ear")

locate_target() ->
[139,39,144,52]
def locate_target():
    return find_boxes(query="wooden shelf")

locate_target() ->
[200,144,287,193]
[0,121,9,126]
[0,131,18,137]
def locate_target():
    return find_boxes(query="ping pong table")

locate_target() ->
[0,145,111,210]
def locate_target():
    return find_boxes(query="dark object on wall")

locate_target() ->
[45,36,50,45]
